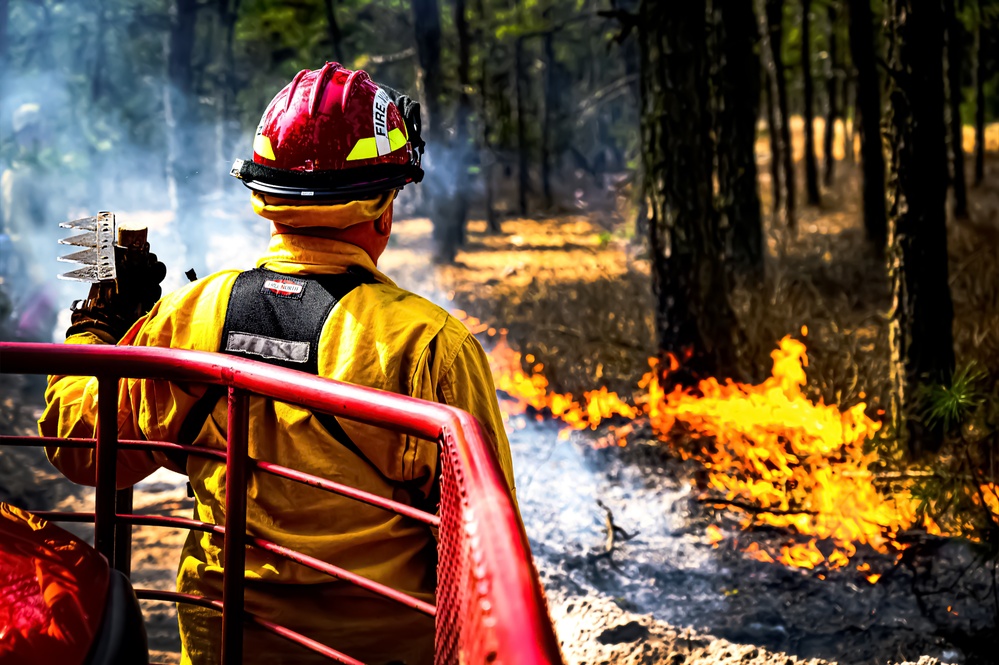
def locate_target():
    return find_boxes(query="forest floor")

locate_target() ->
[2,128,999,664]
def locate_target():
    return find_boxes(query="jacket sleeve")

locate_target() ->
[39,329,166,489]
[435,331,518,507]
[40,275,235,489]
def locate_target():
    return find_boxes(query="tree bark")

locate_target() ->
[824,1,839,187]
[764,0,796,229]
[322,0,345,63]
[412,0,443,139]
[802,0,821,205]
[716,0,764,279]
[541,20,556,210]
[844,69,856,163]
[847,0,887,251]
[474,0,499,232]
[412,0,459,262]
[944,0,968,218]
[886,0,956,454]
[763,60,783,224]
[639,0,739,381]
[973,6,985,186]
[165,0,200,271]
[515,35,530,217]
[451,0,473,246]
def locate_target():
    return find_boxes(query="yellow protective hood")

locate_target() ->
[251,191,395,230]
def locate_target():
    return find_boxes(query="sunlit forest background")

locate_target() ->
[4,0,999,661]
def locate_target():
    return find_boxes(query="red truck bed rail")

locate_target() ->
[0,341,564,665]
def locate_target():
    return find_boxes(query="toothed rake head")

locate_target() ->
[58,212,117,282]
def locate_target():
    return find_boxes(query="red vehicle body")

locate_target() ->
[0,341,564,665]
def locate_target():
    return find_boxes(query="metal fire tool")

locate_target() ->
[58,211,118,283]
[58,212,155,321]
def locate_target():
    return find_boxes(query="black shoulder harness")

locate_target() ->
[175,268,382,478]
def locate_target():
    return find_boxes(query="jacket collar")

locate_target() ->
[256,233,396,286]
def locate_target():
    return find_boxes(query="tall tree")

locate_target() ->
[639,0,738,380]
[322,0,345,63]
[824,1,839,187]
[716,0,764,279]
[802,0,822,205]
[412,0,460,262]
[541,11,556,210]
[973,0,987,186]
[885,0,956,452]
[165,0,200,272]
[764,0,796,229]
[944,0,969,218]
[412,0,443,140]
[474,0,500,233]
[514,33,530,216]
[847,0,887,251]
[451,0,473,246]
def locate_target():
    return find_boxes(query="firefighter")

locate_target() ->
[39,64,516,665]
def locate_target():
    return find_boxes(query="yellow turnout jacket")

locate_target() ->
[39,233,516,665]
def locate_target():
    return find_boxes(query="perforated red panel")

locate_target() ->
[436,432,499,663]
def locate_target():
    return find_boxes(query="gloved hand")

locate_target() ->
[66,229,166,344]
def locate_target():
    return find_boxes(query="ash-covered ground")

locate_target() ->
[1,384,995,664]
[509,419,996,665]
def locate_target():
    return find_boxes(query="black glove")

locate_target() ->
[67,230,166,343]
[380,85,426,156]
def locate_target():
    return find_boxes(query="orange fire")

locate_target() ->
[461,312,996,572]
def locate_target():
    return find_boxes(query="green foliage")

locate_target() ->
[917,363,988,433]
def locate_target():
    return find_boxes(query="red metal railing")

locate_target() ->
[0,342,564,665]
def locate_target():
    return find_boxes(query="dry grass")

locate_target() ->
[384,132,999,448]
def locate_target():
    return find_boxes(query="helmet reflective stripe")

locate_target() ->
[254,134,276,160]
[346,129,408,162]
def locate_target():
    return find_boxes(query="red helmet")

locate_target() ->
[230,62,424,201]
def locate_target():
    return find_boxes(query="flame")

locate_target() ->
[460,314,996,572]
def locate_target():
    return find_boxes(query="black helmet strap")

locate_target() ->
[230,158,424,201]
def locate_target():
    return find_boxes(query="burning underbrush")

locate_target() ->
[458,310,999,579]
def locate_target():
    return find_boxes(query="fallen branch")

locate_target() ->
[591,499,637,561]
[700,496,817,516]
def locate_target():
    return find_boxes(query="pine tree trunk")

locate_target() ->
[974,10,986,186]
[716,0,764,279]
[944,0,968,218]
[824,2,839,187]
[165,0,200,272]
[413,0,461,262]
[886,0,956,454]
[412,0,443,138]
[847,0,887,251]
[802,0,822,206]
[541,24,556,211]
[844,70,856,163]
[759,0,782,225]
[765,0,796,229]
[764,62,783,223]
[639,0,739,381]
[474,0,499,233]
[322,0,345,63]
[515,35,530,217]
[452,0,473,246]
